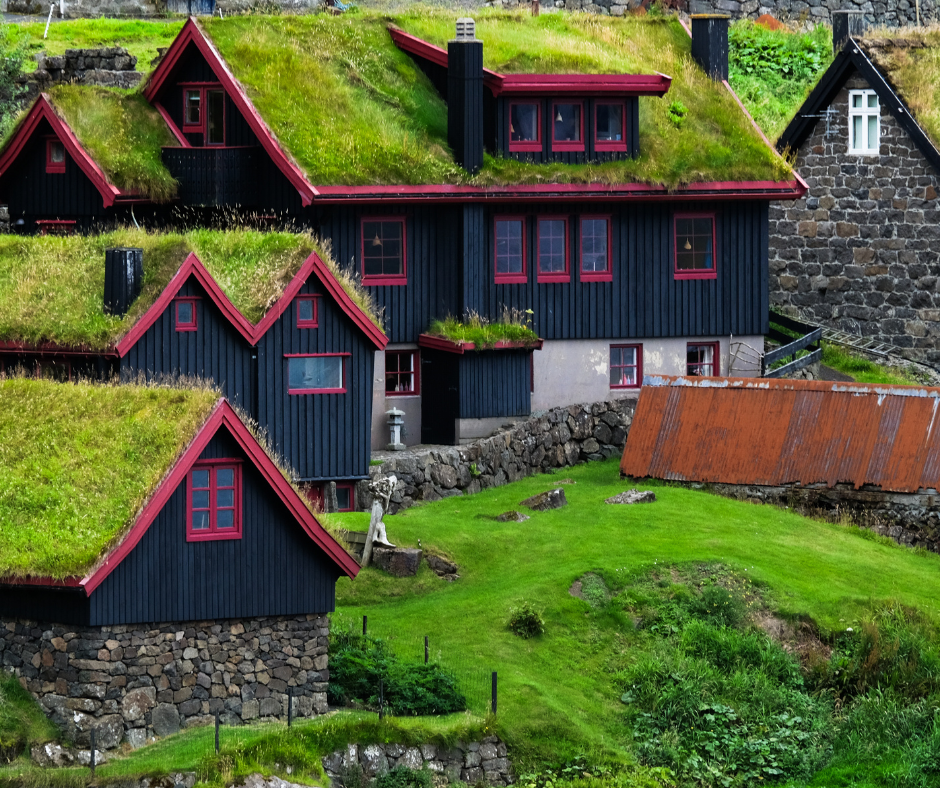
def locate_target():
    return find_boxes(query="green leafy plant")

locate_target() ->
[373,766,434,788]
[508,601,545,639]
[666,100,687,128]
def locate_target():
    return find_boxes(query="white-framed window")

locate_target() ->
[849,90,880,154]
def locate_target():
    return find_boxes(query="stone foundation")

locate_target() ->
[0,614,330,749]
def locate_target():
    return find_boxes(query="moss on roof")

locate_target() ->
[0,228,381,350]
[199,10,786,188]
[0,378,219,579]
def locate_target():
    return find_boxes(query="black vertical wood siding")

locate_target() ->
[89,429,342,626]
[255,279,375,482]
[318,205,461,344]
[0,587,89,625]
[458,350,530,419]
[120,277,255,414]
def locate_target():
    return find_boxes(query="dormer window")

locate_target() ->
[509,102,541,152]
[46,139,65,174]
[552,103,583,151]
[175,297,198,331]
[849,89,879,155]
[184,89,201,127]
[296,295,319,328]
[595,102,626,152]
[181,85,225,145]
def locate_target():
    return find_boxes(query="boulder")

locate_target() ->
[76,749,108,766]
[426,554,458,575]
[31,743,74,768]
[519,488,568,511]
[360,743,389,777]
[605,489,656,505]
[95,713,125,749]
[372,547,422,577]
[121,687,156,720]
[496,510,530,522]
[152,703,181,737]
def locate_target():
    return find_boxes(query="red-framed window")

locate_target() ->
[495,216,527,284]
[595,102,627,152]
[509,102,541,152]
[675,213,717,280]
[187,461,242,542]
[296,295,320,328]
[686,342,720,377]
[580,216,612,282]
[386,350,419,396]
[610,344,641,389]
[45,138,65,174]
[181,84,225,145]
[286,353,348,394]
[306,482,355,512]
[35,220,75,236]
[537,217,569,283]
[361,218,407,285]
[174,297,198,332]
[552,102,584,152]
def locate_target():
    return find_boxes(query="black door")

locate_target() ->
[420,351,460,445]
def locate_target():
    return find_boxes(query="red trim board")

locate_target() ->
[418,334,544,354]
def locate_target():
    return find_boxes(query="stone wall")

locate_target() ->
[16,47,143,104]
[322,737,513,787]
[768,73,940,364]
[688,0,938,25]
[362,397,636,515]
[1,614,329,750]
[5,0,322,16]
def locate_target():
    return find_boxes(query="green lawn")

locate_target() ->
[821,343,924,386]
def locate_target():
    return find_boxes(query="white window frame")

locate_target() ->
[848,89,880,155]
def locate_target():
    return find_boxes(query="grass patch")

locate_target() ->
[727,20,834,143]
[821,343,920,385]
[427,309,538,348]
[0,673,58,763]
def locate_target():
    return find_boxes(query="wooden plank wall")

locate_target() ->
[458,350,530,419]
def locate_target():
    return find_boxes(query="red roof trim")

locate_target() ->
[0,95,121,207]
[0,342,118,357]
[0,575,83,588]
[418,333,543,354]
[80,399,359,596]
[143,18,316,206]
[253,251,388,350]
[114,252,255,355]
[154,100,191,148]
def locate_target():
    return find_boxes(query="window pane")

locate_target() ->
[538,219,566,273]
[289,357,343,390]
[676,217,714,271]
[851,93,863,109]
[852,116,863,150]
[217,489,234,509]
[336,487,352,510]
[687,344,715,376]
[192,490,210,510]
[192,510,210,530]
[554,104,581,142]
[868,93,878,109]
[385,352,415,393]
[510,104,539,142]
[217,468,234,487]
[185,90,201,124]
[581,218,609,272]
[298,298,314,323]
[50,142,65,163]
[177,301,193,325]
[192,470,210,489]
[596,104,623,142]
[867,115,878,150]
[610,346,637,387]
[216,509,234,529]
[496,220,524,275]
[363,220,404,277]
[206,90,224,145]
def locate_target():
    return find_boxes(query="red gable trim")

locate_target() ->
[114,252,255,356]
[0,95,121,207]
[154,101,191,148]
[418,333,543,354]
[0,576,83,588]
[0,341,118,357]
[143,18,316,206]
[253,251,389,350]
[80,399,359,596]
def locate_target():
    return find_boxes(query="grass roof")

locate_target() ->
[0,378,218,579]
[0,228,381,349]
[199,10,787,187]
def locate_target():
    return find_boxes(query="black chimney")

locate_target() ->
[448,18,484,174]
[104,247,143,317]
[833,10,865,51]
[691,14,729,81]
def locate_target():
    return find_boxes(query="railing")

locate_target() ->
[762,311,823,378]
[162,146,258,208]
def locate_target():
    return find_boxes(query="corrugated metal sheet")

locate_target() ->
[620,375,940,493]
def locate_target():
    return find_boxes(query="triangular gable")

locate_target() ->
[253,251,389,350]
[777,40,940,173]
[143,18,316,206]
[0,94,121,207]
[114,252,256,355]
[80,398,360,595]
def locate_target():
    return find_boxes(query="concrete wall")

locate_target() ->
[371,349,422,451]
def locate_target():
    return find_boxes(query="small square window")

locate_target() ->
[537,217,569,282]
[675,214,717,280]
[595,102,626,152]
[849,89,880,155]
[610,345,641,389]
[687,343,719,377]
[495,217,527,283]
[335,483,354,512]
[184,89,202,127]
[46,139,66,174]
[175,298,198,331]
[552,103,584,151]
[509,102,542,152]
[187,463,242,541]
[580,216,612,282]
[287,355,347,393]
[362,218,406,284]
[386,350,419,395]
[296,295,319,328]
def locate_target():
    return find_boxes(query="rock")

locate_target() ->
[152,703,181,737]
[121,686,156,720]
[95,713,125,749]
[426,554,458,575]
[126,728,148,749]
[496,510,530,522]
[31,743,74,767]
[519,488,568,511]
[76,749,107,766]
[372,547,423,577]
[401,746,423,770]
[606,489,656,505]
[360,743,389,777]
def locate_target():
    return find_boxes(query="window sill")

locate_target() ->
[495,274,528,285]
[610,383,640,390]
[385,390,420,397]
[595,142,627,152]
[363,276,407,286]
[297,320,319,329]
[537,273,570,284]
[675,270,717,280]
[187,530,242,542]
[289,387,347,395]
[46,164,66,174]
[509,142,542,153]
[552,142,585,152]
[580,271,613,283]
[176,325,197,333]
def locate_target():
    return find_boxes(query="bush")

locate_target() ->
[689,585,745,629]
[508,602,545,639]
[373,766,434,788]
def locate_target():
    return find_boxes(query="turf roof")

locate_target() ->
[0,229,380,350]
[0,378,219,579]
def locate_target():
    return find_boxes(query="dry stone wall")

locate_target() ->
[0,615,329,750]
[362,398,636,514]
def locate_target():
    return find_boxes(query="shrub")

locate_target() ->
[373,766,434,788]
[508,602,545,639]
[689,584,745,628]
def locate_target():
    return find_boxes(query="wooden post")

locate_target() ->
[288,686,293,727]
[491,672,497,715]
[363,615,368,636]
[90,729,96,778]
[531,0,539,16]
[360,500,383,567]
[424,636,429,664]
[379,677,385,720]
[215,711,220,753]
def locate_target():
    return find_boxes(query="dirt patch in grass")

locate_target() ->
[753,611,831,664]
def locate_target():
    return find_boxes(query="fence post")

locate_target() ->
[424,635,429,664]
[363,615,368,636]
[379,677,384,721]
[215,711,220,754]
[90,728,96,778]
[288,686,293,728]
[491,672,497,716]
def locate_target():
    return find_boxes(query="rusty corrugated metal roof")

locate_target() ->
[620,376,940,493]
